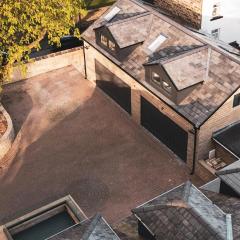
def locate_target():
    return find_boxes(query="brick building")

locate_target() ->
[81,0,240,179]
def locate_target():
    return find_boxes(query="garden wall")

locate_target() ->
[0,105,15,161]
[11,47,85,82]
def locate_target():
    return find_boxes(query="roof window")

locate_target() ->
[148,34,167,52]
[104,7,121,21]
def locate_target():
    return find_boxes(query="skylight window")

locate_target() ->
[148,34,167,52]
[104,7,121,21]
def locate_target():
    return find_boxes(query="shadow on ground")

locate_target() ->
[0,66,203,225]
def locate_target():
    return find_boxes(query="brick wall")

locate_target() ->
[10,47,85,82]
[154,0,203,28]
[198,89,240,161]
[84,42,195,170]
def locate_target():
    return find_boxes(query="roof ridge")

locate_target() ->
[183,181,192,202]
[132,200,189,214]
[189,206,227,240]
[81,214,102,240]
[217,168,240,176]
[144,44,207,66]
[106,11,151,28]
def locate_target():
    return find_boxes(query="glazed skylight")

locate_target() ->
[104,7,121,21]
[148,34,167,52]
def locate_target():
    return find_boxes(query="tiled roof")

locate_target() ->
[131,181,231,240]
[82,0,240,127]
[216,160,240,196]
[108,12,152,48]
[114,190,240,240]
[48,214,120,240]
[213,121,240,159]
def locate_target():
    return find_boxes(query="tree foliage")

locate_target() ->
[0,0,87,87]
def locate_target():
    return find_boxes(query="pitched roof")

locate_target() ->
[108,12,153,48]
[82,0,240,127]
[213,121,240,159]
[131,181,232,240]
[216,160,240,196]
[114,190,240,240]
[48,214,120,240]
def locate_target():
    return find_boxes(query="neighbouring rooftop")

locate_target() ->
[216,160,240,197]
[82,0,240,127]
[213,121,240,159]
[131,181,232,240]
[114,188,240,240]
[48,214,120,240]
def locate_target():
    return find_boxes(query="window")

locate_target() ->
[211,29,220,39]
[101,34,108,46]
[100,34,116,52]
[151,71,172,94]
[148,34,167,53]
[152,72,161,84]
[212,2,221,18]
[162,80,172,93]
[233,93,240,108]
[104,6,121,21]
[108,40,116,51]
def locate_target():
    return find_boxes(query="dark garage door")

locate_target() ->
[141,97,188,161]
[96,60,131,114]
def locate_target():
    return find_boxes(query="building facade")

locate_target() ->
[82,0,240,178]
[153,0,240,45]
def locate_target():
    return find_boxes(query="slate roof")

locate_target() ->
[131,181,232,240]
[114,190,240,240]
[213,121,240,159]
[82,0,240,127]
[216,160,240,197]
[48,214,120,240]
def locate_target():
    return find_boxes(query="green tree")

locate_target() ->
[0,0,87,90]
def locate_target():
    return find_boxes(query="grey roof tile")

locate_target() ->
[132,182,231,240]
[82,0,240,127]
[48,214,120,240]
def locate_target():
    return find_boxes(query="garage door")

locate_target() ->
[96,61,131,114]
[141,97,188,161]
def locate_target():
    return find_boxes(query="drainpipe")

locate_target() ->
[191,126,199,175]
[82,40,88,80]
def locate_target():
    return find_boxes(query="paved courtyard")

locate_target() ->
[0,66,202,225]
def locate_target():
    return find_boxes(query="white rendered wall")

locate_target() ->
[201,0,240,44]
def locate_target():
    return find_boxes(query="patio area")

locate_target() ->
[0,66,202,225]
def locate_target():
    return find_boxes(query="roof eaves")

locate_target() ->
[216,168,240,176]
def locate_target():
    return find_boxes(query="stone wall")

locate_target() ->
[154,0,203,29]
[11,47,85,82]
[0,105,15,161]
[198,88,240,161]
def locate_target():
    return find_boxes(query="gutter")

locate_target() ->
[191,126,199,175]
[82,40,88,79]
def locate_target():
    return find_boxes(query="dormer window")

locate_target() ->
[152,72,161,84]
[100,33,116,52]
[109,39,116,51]
[101,34,108,46]
[162,81,172,93]
[151,71,172,94]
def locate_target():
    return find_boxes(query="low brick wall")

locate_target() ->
[0,105,15,161]
[11,47,85,82]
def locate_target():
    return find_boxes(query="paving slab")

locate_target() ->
[0,66,202,225]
